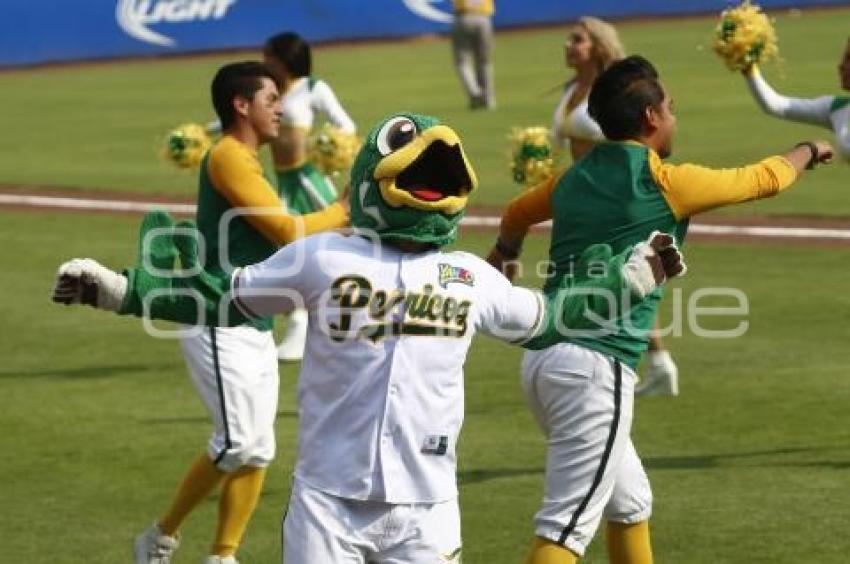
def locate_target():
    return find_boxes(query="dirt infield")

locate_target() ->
[3,184,850,249]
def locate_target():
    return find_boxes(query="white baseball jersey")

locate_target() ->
[230,232,545,503]
[280,77,356,133]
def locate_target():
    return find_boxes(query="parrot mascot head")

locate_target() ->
[349,113,478,247]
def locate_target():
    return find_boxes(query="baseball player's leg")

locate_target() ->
[179,325,279,557]
[604,439,653,564]
[213,465,267,557]
[520,344,636,561]
[275,168,312,215]
[451,16,484,107]
[157,454,225,536]
[525,537,577,564]
[606,521,653,564]
[471,15,495,108]
[181,325,279,472]
[278,307,308,362]
[275,164,338,215]
[637,320,678,397]
[211,327,278,556]
[298,163,338,211]
[273,165,330,361]
[134,453,222,563]
[282,478,372,563]
[376,498,462,563]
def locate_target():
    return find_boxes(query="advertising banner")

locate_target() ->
[0,1,844,67]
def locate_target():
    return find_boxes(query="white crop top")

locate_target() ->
[551,81,605,148]
[279,77,356,133]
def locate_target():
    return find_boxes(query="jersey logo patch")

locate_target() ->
[421,435,449,455]
[438,263,474,289]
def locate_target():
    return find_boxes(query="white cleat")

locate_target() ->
[134,523,180,564]
[204,556,239,564]
[636,350,679,397]
[277,308,308,362]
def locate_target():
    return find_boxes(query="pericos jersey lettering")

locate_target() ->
[328,275,472,342]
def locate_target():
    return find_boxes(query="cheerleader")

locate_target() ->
[743,39,850,159]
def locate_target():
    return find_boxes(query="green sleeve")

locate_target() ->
[117,266,251,327]
[114,209,252,326]
[523,243,638,350]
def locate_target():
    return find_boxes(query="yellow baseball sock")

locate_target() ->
[524,536,578,564]
[606,520,653,564]
[158,454,225,536]
[211,465,267,556]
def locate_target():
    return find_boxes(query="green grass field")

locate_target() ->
[0,8,848,215]
[2,6,850,564]
[2,211,850,562]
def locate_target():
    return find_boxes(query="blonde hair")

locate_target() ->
[578,16,626,73]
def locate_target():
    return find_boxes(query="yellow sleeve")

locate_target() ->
[650,151,799,219]
[207,142,348,246]
[499,174,558,240]
[453,0,494,16]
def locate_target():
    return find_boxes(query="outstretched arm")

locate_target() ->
[53,255,302,327]
[744,65,835,128]
[313,81,356,133]
[654,139,833,220]
[831,99,850,158]
[52,211,309,326]
[485,174,558,281]
[208,140,347,246]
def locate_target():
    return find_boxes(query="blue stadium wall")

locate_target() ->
[1,0,844,67]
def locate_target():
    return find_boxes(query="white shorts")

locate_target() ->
[180,325,279,472]
[283,478,462,564]
[521,343,651,557]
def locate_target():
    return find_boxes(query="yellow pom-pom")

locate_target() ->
[713,1,778,71]
[308,124,361,177]
[509,126,554,188]
[161,123,212,169]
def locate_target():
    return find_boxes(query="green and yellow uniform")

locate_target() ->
[501,141,798,368]
[503,141,798,561]
[200,136,348,329]
[453,0,494,16]
[274,162,338,216]
[274,76,356,215]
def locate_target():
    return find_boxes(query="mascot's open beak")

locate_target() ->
[374,125,478,215]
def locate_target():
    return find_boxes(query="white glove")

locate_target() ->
[623,231,687,299]
[52,258,128,312]
[647,349,678,379]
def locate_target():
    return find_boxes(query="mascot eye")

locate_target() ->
[376,117,418,156]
